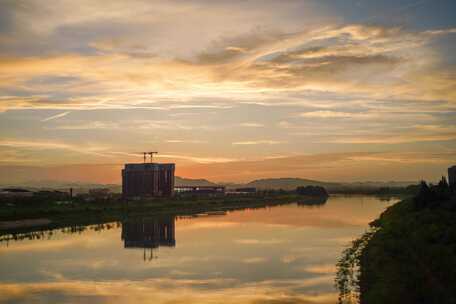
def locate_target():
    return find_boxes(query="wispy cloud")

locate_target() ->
[1,1,455,179]
[234,238,286,245]
[239,122,264,128]
[41,111,70,122]
[241,257,268,264]
[165,140,207,144]
[299,111,373,119]
[0,139,110,158]
[232,140,285,145]
[300,264,337,274]
[52,121,119,130]
[158,154,238,164]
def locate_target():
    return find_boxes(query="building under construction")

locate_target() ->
[122,152,175,198]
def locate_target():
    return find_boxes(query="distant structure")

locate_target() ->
[88,188,110,199]
[0,188,33,198]
[234,187,256,193]
[122,152,175,198]
[449,165,456,187]
[225,187,256,195]
[174,185,225,196]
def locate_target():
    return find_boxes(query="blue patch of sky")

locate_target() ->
[318,0,456,30]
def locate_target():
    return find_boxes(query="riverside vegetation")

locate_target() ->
[0,187,329,237]
[336,178,456,304]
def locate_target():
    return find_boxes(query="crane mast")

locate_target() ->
[142,151,158,163]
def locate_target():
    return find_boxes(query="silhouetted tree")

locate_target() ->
[414,181,432,209]
[414,178,452,209]
[296,186,328,197]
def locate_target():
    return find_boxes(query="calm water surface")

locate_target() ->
[0,195,397,303]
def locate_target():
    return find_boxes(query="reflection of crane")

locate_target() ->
[143,248,158,262]
[141,151,158,163]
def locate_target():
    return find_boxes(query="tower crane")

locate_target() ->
[141,151,158,163]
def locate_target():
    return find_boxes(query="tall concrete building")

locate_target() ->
[122,162,175,198]
[449,165,456,187]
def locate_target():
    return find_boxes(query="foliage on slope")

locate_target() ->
[337,178,456,304]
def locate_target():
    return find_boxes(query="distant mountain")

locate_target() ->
[244,178,340,190]
[174,176,218,187]
[0,176,420,193]
[1,177,219,192]
[0,180,122,194]
[343,181,418,188]
[0,180,115,189]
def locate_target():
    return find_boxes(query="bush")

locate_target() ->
[296,186,328,197]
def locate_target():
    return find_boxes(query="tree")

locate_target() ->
[296,186,328,197]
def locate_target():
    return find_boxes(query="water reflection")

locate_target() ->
[297,196,328,207]
[0,222,119,246]
[0,196,397,304]
[121,217,176,261]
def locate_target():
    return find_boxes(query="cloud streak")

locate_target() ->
[0,1,455,180]
[232,140,285,145]
[41,111,71,122]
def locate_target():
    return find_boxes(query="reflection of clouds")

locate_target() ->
[300,264,337,275]
[328,236,357,246]
[168,270,195,276]
[176,221,240,231]
[177,197,394,230]
[0,197,394,303]
[0,238,78,253]
[0,228,118,253]
[0,279,337,304]
[234,238,286,245]
[45,254,235,275]
[241,257,268,264]
[281,254,299,264]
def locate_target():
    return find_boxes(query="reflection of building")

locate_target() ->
[121,217,176,251]
[122,163,175,198]
[449,166,456,188]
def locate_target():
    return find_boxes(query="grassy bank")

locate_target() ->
[337,182,456,304]
[0,194,321,237]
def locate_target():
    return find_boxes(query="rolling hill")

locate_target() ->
[243,178,340,190]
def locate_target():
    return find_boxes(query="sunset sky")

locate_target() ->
[1,0,455,183]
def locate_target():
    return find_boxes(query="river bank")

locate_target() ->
[337,182,456,304]
[0,194,327,237]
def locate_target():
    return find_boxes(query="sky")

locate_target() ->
[0,0,455,183]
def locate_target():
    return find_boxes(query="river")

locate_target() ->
[0,195,397,304]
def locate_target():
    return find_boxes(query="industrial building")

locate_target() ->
[122,152,175,198]
[174,185,225,196]
[449,165,456,187]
